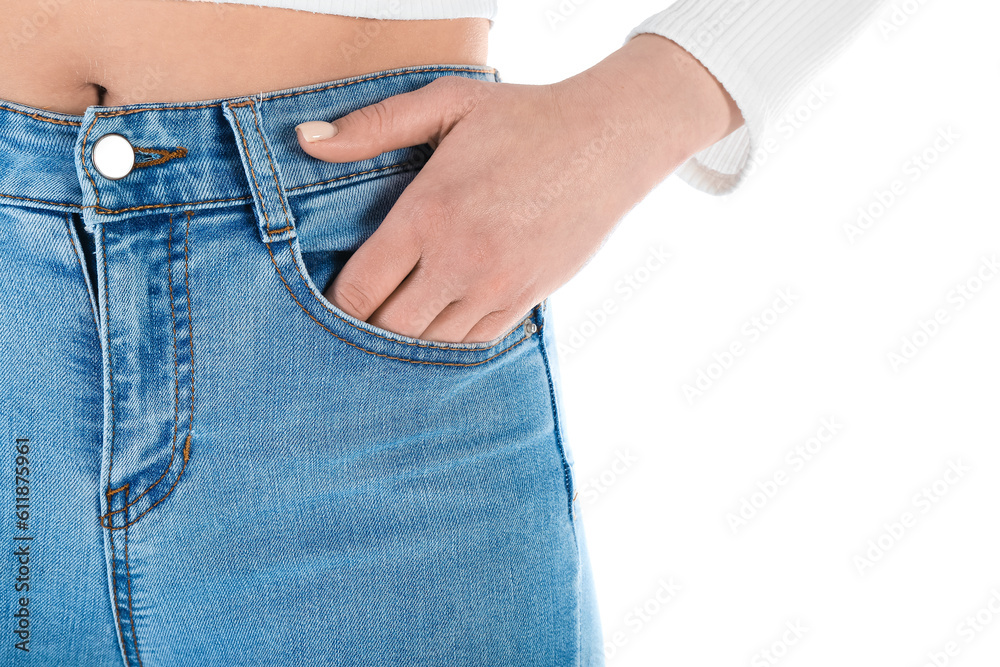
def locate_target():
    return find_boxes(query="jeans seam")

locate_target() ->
[0,103,82,126]
[102,213,183,519]
[90,197,251,215]
[0,193,82,209]
[183,212,197,452]
[538,330,577,525]
[101,224,119,486]
[100,216,193,531]
[247,99,294,232]
[537,324,583,665]
[82,67,496,120]
[122,486,145,667]
[228,108,272,232]
[80,115,102,207]
[285,162,413,192]
[105,483,130,667]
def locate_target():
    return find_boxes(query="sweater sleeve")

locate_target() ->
[628,0,886,195]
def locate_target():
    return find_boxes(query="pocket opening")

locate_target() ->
[264,233,541,367]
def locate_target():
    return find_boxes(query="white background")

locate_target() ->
[491,1,1000,666]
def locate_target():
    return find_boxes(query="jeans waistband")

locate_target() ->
[0,64,499,239]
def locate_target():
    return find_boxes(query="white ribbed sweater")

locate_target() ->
[190,0,886,194]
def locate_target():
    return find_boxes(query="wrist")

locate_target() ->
[563,33,744,176]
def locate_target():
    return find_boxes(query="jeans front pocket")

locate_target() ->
[267,170,544,367]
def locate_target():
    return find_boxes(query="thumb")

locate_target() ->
[295,77,481,163]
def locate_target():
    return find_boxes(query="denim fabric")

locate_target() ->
[0,64,603,666]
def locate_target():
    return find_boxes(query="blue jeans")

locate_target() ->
[0,64,604,665]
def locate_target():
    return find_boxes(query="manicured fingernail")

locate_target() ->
[296,121,338,142]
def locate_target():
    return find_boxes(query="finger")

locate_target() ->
[366,266,468,340]
[295,77,481,163]
[324,217,422,322]
[462,308,526,344]
[417,300,486,344]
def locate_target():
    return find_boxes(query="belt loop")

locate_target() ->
[222,97,297,244]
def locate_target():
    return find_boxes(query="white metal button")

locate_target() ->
[92,133,135,180]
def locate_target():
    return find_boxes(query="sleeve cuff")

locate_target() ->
[628,0,884,196]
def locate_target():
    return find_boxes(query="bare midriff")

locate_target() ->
[0,0,490,115]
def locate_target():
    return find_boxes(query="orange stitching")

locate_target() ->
[101,441,191,530]
[63,215,99,335]
[83,162,415,217]
[72,67,493,218]
[96,102,226,118]
[285,162,411,192]
[123,486,145,667]
[184,212,196,432]
[0,104,82,126]
[13,163,416,218]
[96,200,191,535]
[5,164,404,214]
[269,239,538,366]
[133,146,188,169]
[228,109,269,228]
[0,193,81,209]
[286,238,526,352]
[247,99,293,230]
[80,116,101,207]
[267,224,294,234]
[104,215,182,518]
[88,196,250,215]
[263,67,496,101]
[100,214,194,528]
[0,192,242,215]
[108,483,128,498]
[88,67,496,118]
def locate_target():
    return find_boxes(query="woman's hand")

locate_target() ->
[295,34,743,344]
